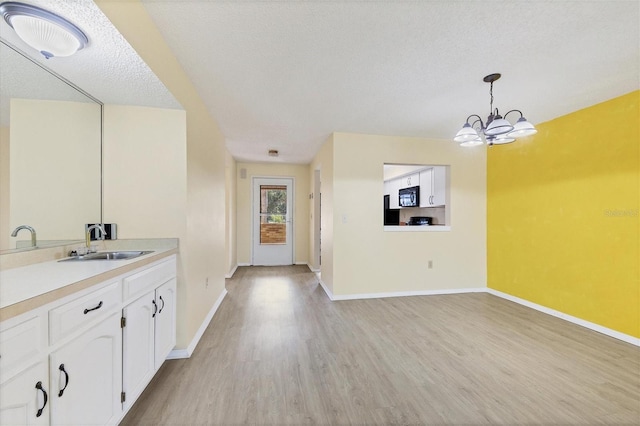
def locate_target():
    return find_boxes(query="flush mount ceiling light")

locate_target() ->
[454,73,537,147]
[268,149,279,157]
[0,1,88,59]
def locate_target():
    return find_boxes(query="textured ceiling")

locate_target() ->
[0,0,181,114]
[1,1,638,165]
[141,0,639,164]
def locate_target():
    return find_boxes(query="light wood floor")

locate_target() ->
[121,265,640,425]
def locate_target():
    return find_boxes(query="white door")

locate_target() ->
[122,292,155,410]
[0,361,49,426]
[154,278,176,370]
[50,313,122,426]
[252,178,293,265]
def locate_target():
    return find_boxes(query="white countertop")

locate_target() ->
[0,247,175,310]
[384,225,451,232]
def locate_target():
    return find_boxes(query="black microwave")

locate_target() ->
[399,186,420,207]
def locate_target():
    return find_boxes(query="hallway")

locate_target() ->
[122,266,640,425]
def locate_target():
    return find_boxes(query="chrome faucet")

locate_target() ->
[11,225,37,247]
[86,224,106,252]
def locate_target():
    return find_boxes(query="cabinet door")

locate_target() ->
[154,279,176,370]
[388,179,401,209]
[0,361,49,426]
[431,166,447,206]
[419,168,434,207]
[49,313,122,426]
[122,292,155,410]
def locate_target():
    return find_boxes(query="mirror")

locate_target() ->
[0,40,102,253]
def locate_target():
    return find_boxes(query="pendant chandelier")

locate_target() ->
[0,1,88,59]
[454,73,537,147]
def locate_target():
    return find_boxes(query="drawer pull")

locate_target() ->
[83,301,103,314]
[58,364,69,397]
[35,381,48,417]
[159,296,165,314]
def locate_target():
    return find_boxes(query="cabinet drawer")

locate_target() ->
[0,313,46,383]
[49,281,121,345]
[123,258,176,302]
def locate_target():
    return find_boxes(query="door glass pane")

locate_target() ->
[260,185,287,244]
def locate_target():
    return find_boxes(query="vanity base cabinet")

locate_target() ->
[0,254,177,426]
[122,293,155,411]
[0,361,49,426]
[154,278,176,370]
[49,313,122,426]
[121,268,176,411]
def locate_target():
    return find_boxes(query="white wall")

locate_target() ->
[9,99,101,243]
[236,162,310,266]
[324,132,486,296]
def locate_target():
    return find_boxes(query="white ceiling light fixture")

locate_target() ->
[454,73,537,147]
[0,1,88,59]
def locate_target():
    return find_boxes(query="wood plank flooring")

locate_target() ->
[121,265,640,425]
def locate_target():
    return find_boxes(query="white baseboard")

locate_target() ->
[318,279,334,300]
[487,288,640,347]
[225,264,238,279]
[329,287,486,301]
[167,288,228,359]
[307,264,320,272]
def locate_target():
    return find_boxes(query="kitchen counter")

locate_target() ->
[384,225,451,232]
[0,239,178,321]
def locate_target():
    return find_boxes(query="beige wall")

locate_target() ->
[326,132,486,296]
[8,99,101,243]
[0,127,9,250]
[225,151,237,276]
[236,162,310,265]
[103,105,187,238]
[97,0,228,351]
[310,135,335,292]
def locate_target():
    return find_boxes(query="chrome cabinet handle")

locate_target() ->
[83,300,103,314]
[58,364,69,397]
[35,381,48,417]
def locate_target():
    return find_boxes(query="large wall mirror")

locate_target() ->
[0,40,102,253]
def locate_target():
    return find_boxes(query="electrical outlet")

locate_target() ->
[428,260,433,269]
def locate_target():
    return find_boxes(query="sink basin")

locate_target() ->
[60,250,154,262]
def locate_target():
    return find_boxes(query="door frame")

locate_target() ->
[251,176,295,265]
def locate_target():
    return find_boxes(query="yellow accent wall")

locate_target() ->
[488,91,640,338]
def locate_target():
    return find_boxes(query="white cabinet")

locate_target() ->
[0,254,177,426]
[432,166,446,206]
[387,178,402,209]
[0,361,49,426]
[419,167,446,207]
[399,173,419,189]
[49,313,122,426]
[121,278,175,408]
[154,279,176,370]
[122,260,176,409]
[121,294,155,410]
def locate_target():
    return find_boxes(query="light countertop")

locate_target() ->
[0,239,178,321]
